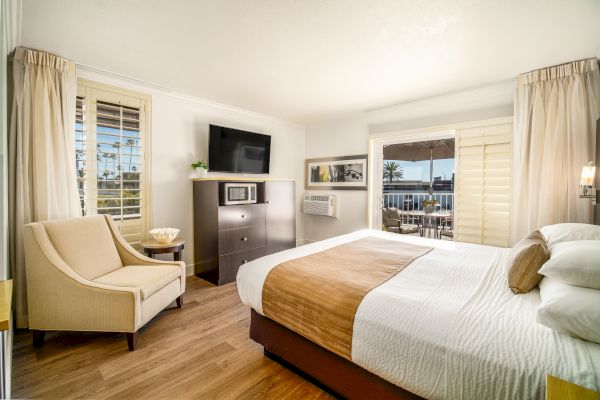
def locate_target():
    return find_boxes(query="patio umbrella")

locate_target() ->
[383,139,455,195]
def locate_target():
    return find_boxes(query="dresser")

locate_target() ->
[193,179,296,285]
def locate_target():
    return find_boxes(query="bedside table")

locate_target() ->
[141,239,185,261]
[547,375,600,400]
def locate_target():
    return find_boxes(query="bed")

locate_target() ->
[236,229,600,399]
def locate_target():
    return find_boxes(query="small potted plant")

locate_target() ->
[422,199,438,214]
[191,160,208,178]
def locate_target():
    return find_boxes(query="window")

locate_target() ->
[76,80,151,246]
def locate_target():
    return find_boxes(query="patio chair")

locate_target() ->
[439,215,454,240]
[420,214,438,238]
[382,208,420,235]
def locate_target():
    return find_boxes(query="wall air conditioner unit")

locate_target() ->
[303,194,337,217]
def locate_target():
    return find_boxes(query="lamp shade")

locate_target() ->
[580,165,596,186]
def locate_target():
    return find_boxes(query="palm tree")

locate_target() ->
[383,161,404,183]
[125,138,137,172]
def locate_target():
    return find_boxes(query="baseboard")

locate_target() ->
[186,264,195,276]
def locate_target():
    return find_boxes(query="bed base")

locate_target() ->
[250,309,423,400]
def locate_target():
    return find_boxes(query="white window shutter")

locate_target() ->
[76,81,150,247]
[455,123,512,247]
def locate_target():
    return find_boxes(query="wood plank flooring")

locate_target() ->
[12,276,333,399]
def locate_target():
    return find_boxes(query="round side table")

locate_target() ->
[141,238,185,261]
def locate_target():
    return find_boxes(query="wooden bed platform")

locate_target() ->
[250,309,423,400]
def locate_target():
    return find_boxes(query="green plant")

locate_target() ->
[383,161,404,183]
[191,160,208,170]
[422,199,438,207]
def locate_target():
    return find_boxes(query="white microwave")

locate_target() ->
[223,183,257,205]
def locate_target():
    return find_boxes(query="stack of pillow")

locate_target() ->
[506,223,600,344]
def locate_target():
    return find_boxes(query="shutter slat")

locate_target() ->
[455,123,512,247]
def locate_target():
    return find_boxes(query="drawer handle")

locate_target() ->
[241,237,248,241]
[241,214,246,218]
[242,259,249,264]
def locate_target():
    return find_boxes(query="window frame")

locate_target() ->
[76,79,153,246]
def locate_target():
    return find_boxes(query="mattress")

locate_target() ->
[236,229,600,399]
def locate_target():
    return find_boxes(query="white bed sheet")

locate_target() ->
[236,230,600,399]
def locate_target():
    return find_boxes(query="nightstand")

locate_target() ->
[547,375,600,400]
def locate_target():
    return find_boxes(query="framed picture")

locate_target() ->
[305,155,368,190]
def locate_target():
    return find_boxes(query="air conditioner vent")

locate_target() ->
[303,194,336,217]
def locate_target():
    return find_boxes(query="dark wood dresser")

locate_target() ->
[193,179,296,285]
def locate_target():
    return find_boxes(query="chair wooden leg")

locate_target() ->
[126,332,138,351]
[176,295,183,308]
[32,330,45,348]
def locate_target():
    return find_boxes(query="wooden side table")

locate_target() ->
[547,375,600,400]
[141,239,185,261]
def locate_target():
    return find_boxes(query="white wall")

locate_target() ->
[303,81,514,241]
[79,69,306,273]
[303,113,369,242]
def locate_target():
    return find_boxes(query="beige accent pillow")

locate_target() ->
[506,230,550,294]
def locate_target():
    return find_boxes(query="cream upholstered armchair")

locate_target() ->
[23,215,186,351]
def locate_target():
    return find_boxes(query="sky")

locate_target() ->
[384,158,454,182]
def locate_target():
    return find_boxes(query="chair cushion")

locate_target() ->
[94,265,182,300]
[43,216,123,280]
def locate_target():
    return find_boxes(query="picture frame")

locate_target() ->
[305,155,368,190]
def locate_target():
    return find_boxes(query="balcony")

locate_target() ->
[383,192,454,212]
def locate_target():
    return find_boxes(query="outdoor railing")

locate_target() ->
[384,192,454,226]
[383,192,454,212]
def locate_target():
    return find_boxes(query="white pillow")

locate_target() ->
[539,223,600,248]
[537,278,600,344]
[538,240,600,289]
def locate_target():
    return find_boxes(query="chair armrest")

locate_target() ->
[23,224,142,332]
[103,215,180,267]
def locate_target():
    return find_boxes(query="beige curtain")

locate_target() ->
[9,47,82,328]
[512,58,600,244]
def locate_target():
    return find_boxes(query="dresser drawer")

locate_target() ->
[218,225,266,255]
[218,247,266,284]
[218,204,265,230]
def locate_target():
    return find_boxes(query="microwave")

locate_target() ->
[223,183,257,205]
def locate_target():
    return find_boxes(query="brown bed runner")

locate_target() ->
[262,236,432,360]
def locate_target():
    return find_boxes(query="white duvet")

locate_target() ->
[236,230,600,399]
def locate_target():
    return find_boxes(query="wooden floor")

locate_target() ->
[12,277,333,400]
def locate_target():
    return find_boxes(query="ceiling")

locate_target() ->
[20,0,600,123]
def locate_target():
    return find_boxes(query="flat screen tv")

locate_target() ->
[208,125,271,174]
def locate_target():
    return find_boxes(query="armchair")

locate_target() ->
[23,215,185,351]
[381,207,420,235]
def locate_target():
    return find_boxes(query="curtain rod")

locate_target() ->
[520,57,598,76]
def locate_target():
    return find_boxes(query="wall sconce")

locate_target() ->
[579,161,596,198]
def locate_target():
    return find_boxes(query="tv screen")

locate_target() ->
[208,125,271,174]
